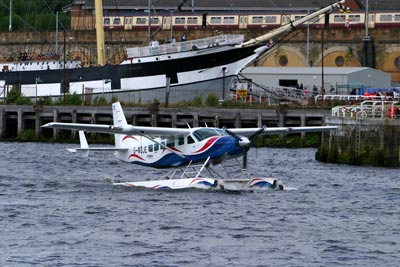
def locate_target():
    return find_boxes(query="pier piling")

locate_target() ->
[0,105,329,142]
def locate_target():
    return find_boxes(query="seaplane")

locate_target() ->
[42,102,337,192]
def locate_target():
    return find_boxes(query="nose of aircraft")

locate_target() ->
[237,136,250,148]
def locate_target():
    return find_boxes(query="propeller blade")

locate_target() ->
[248,126,266,140]
[243,150,248,170]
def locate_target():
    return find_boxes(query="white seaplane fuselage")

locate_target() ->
[115,128,244,168]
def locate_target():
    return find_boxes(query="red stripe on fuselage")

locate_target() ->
[128,154,144,160]
[190,178,205,184]
[123,135,138,141]
[194,137,219,153]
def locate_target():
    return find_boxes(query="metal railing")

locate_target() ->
[332,100,399,119]
[126,34,244,58]
[315,94,399,103]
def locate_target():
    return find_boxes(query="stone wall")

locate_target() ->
[317,116,400,167]
[0,28,399,80]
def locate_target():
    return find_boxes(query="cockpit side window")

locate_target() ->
[187,136,195,144]
[192,128,227,141]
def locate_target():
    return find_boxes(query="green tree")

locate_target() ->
[0,0,72,31]
[6,86,32,105]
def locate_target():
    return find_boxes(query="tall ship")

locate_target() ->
[0,0,346,103]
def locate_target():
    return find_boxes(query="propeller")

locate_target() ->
[224,126,266,169]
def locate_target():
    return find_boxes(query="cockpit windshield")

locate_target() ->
[192,128,228,142]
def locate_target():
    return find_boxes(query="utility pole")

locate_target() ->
[147,0,152,44]
[56,12,59,54]
[321,26,325,109]
[9,0,12,32]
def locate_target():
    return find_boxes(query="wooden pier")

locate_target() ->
[0,105,329,140]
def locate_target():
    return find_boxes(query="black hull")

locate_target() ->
[0,44,261,90]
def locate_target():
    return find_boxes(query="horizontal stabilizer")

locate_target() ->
[67,147,128,152]
[67,131,128,157]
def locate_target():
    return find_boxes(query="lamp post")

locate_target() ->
[169,10,174,41]
[35,77,38,104]
[321,26,325,109]
[56,11,59,54]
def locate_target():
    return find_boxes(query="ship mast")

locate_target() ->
[95,0,106,66]
[237,0,346,48]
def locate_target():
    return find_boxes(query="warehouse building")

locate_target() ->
[241,67,392,94]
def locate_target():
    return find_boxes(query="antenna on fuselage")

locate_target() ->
[186,123,191,129]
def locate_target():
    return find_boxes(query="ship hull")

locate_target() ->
[0,44,265,103]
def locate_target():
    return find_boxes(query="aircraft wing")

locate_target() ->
[227,126,338,137]
[41,122,192,136]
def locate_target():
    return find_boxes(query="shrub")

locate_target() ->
[191,96,203,107]
[93,96,108,106]
[205,93,219,107]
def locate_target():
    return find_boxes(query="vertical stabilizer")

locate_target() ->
[112,102,128,148]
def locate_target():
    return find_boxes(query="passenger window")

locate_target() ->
[167,140,174,148]
[149,144,153,152]
[178,136,184,145]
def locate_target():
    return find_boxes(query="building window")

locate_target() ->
[294,15,305,20]
[265,16,277,23]
[150,17,159,24]
[348,14,361,22]
[333,15,346,22]
[252,16,263,24]
[113,18,121,25]
[175,17,185,24]
[136,18,146,24]
[223,17,235,24]
[279,55,288,66]
[187,17,198,24]
[104,18,110,25]
[210,17,221,24]
[380,14,392,22]
[335,56,344,67]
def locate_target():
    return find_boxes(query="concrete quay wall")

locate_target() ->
[0,105,329,141]
[317,117,400,167]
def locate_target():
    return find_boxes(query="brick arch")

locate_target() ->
[258,46,307,67]
[257,45,362,67]
[379,47,400,82]
[315,46,361,67]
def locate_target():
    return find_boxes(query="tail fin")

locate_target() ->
[67,131,90,157]
[112,102,128,148]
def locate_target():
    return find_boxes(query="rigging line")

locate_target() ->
[111,0,128,51]
[0,0,53,44]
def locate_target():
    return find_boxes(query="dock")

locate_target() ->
[0,105,329,140]
[317,100,400,167]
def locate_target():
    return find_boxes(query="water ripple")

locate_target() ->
[0,143,399,266]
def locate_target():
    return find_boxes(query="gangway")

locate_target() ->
[233,74,308,104]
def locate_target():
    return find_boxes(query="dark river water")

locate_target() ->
[0,142,399,267]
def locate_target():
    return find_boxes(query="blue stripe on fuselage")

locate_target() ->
[130,136,243,169]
